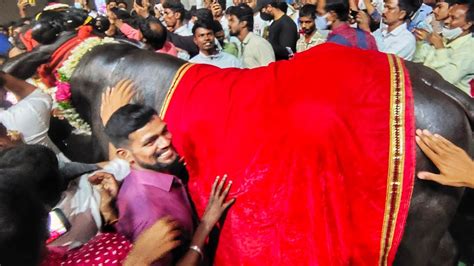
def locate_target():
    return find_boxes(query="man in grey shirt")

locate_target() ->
[228,4,276,68]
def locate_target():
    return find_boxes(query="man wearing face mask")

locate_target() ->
[413,0,474,96]
[257,0,298,60]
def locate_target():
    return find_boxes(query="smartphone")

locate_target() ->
[285,47,294,59]
[135,0,143,6]
[350,9,358,19]
[46,208,71,244]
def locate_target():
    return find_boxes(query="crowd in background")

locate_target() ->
[1,0,473,95]
[0,0,473,265]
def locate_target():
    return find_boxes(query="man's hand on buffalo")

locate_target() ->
[100,79,136,126]
[416,129,474,188]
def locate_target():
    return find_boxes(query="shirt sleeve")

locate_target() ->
[422,48,473,86]
[413,41,434,63]
[119,23,142,41]
[257,41,276,66]
[0,89,52,144]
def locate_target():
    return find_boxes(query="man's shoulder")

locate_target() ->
[248,33,272,46]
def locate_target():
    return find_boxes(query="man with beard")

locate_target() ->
[228,4,275,68]
[104,104,196,264]
[296,4,326,52]
[257,0,298,60]
[189,20,242,68]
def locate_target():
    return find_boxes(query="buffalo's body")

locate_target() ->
[3,39,473,264]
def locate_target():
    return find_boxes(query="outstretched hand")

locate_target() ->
[201,175,236,229]
[416,129,474,188]
[100,79,136,126]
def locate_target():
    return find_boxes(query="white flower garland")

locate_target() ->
[52,37,117,136]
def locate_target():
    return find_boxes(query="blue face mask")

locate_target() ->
[74,2,83,9]
[315,14,329,30]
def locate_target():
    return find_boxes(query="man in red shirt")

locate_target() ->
[325,0,378,50]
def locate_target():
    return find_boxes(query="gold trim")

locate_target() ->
[159,63,193,118]
[379,55,406,266]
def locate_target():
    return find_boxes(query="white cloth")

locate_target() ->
[373,22,416,60]
[254,12,270,37]
[50,159,130,248]
[0,89,69,164]
[190,51,243,68]
[240,32,275,68]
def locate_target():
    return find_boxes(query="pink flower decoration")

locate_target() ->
[56,81,72,102]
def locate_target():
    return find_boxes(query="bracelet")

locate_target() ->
[189,245,204,260]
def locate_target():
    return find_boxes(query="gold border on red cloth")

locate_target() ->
[159,63,194,118]
[379,55,406,266]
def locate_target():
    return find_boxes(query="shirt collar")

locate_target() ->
[307,31,324,43]
[129,168,176,192]
[331,23,352,33]
[383,22,408,37]
[242,32,255,45]
[445,33,473,49]
[198,51,224,59]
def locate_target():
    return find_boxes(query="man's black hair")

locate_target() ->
[192,19,215,35]
[467,0,474,32]
[299,4,317,19]
[325,0,350,21]
[117,0,128,8]
[163,0,187,22]
[271,1,288,12]
[228,4,255,31]
[105,104,158,148]
[0,182,48,266]
[140,17,168,50]
[398,0,421,20]
[192,8,214,23]
[0,144,63,207]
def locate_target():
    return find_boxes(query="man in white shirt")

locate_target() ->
[0,71,67,161]
[190,20,243,68]
[228,4,275,68]
[369,0,418,60]
[163,0,193,36]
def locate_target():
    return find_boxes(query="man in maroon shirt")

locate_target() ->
[324,0,378,50]
[103,104,235,265]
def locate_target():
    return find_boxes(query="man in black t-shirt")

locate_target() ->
[257,0,298,60]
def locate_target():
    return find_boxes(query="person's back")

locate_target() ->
[257,0,298,60]
[327,24,378,50]
[324,0,377,50]
[268,14,298,59]
[227,4,275,68]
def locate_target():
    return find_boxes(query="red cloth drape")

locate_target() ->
[37,26,94,87]
[162,43,416,265]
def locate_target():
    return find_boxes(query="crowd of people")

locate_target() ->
[0,0,473,93]
[0,0,473,265]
